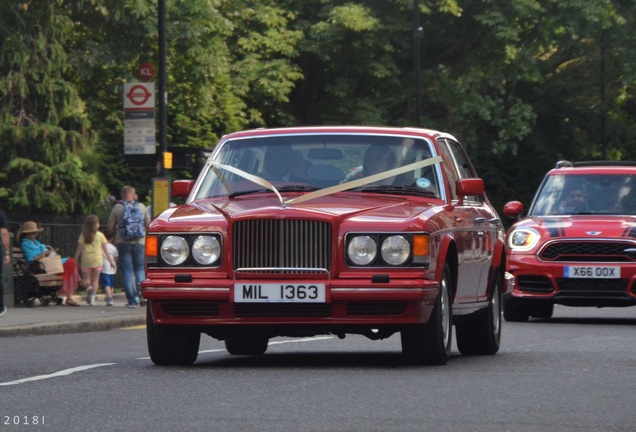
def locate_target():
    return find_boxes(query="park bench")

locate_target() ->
[12,246,64,307]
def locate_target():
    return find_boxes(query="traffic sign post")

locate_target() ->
[123,82,156,155]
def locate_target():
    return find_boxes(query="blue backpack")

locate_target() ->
[119,200,146,241]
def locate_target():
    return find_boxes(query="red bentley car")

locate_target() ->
[142,126,508,365]
[503,161,636,321]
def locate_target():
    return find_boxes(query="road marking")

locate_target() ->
[267,336,333,346]
[136,336,334,360]
[122,324,146,330]
[0,363,116,387]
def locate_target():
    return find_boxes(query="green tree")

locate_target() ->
[0,1,107,214]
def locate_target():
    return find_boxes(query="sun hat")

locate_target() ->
[20,221,44,234]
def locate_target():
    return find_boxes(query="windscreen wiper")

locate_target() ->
[227,189,270,198]
[276,185,320,192]
[357,185,436,197]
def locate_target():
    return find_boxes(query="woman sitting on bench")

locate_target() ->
[18,221,87,306]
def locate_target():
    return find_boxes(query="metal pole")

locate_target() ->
[158,0,167,176]
[600,31,607,160]
[413,0,423,127]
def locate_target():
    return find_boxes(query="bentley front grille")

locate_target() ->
[233,219,332,272]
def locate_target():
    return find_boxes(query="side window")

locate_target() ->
[445,139,478,179]
[438,138,481,203]
[436,139,459,200]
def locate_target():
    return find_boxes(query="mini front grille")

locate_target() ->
[540,241,636,262]
[517,275,553,293]
[346,302,407,316]
[234,303,332,317]
[161,301,220,316]
[555,278,629,298]
[233,219,332,272]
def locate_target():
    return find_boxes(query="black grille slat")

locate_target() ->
[234,304,332,317]
[517,275,553,293]
[233,219,332,271]
[540,241,636,262]
[161,302,220,316]
[555,278,629,298]
[346,302,407,316]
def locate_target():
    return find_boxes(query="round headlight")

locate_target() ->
[192,235,221,265]
[347,235,377,266]
[381,235,410,265]
[161,236,189,265]
[507,228,540,251]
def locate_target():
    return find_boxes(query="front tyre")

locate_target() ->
[401,263,452,365]
[146,306,201,366]
[456,271,502,355]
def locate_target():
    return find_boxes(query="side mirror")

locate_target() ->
[456,178,484,205]
[503,201,524,219]
[172,180,194,198]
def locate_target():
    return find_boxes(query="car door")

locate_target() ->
[436,139,480,303]
[438,138,495,302]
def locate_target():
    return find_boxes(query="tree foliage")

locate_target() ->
[1,0,635,215]
[0,1,106,213]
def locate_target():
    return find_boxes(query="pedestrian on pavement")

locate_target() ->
[100,230,118,306]
[74,215,114,306]
[107,185,150,308]
[0,210,10,316]
[18,221,88,306]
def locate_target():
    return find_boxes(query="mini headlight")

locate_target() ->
[508,228,540,251]
[381,235,410,265]
[161,236,189,265]
[347,235,377,266]
[192,235,221,265]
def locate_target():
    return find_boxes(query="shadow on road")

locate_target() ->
[529,316,636,326]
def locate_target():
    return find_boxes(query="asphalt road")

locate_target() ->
[1,305,635,432]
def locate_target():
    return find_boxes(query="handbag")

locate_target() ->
[40,254,64,275]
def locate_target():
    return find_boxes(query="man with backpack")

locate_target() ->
[107,185,150,308]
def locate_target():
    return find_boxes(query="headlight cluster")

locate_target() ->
[159,234,222,266]
[507,228,540,251]
[346,233,429,267]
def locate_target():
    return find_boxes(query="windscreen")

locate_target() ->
[193,134,439,200]
[530,173,636,215]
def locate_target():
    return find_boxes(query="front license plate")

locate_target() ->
[563,266,621,279]
[234,283,326,303]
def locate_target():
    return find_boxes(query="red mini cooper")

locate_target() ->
[142,126,508,365]
[503,161,636,321]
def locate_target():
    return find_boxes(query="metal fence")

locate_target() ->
[7,212,108,258]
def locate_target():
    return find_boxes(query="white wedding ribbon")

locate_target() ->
[209,155,442,207]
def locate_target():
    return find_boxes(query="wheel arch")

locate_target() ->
[486,240,507,299]
[438,238,458,301]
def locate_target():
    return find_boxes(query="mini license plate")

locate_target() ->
[563,266,621,279]
[234,283,326,303]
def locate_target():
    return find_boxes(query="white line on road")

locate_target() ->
[0,363,116,387]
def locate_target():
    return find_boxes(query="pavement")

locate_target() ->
[0,292,146,338]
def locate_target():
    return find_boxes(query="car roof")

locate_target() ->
[218,126,457,142]
[548,160,636,176]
